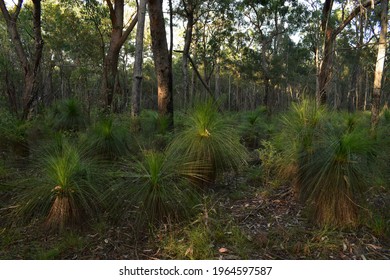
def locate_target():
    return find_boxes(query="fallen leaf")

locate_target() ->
[219,247,229,253]
[185,246,193,257]
[343,242,347,252]
[366,244,382,250]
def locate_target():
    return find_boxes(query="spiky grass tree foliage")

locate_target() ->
[50,99,87,132]
[239,107,268,149]
[299,126,376,227]
[166,101,248,183]
[83,118,131,159]
[276,100,377,227]
[274,99,327,193]
[107,150,206,226]
[13,138,104,231]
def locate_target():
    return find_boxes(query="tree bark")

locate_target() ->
[371,0,388,132]
[131,0,147,118]
[0,0,44,120]
[182,1,195,108]
[101,0,137,113]
[317,0,380,105]
[148,0,174,129]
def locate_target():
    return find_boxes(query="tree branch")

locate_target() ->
[333,0,381,37]
[105,0,115,24]
[119,13,138,47]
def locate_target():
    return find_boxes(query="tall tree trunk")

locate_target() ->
[131,0,147,118]
[148,0,174,130]
[0,0,44,120]
[317,0,380,105]
[182,1,195,109]
[101,0,137,113]
[371,0,388,132]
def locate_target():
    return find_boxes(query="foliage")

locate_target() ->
[299,126,376,227]
[106,150,207,226]
[167,101,248,183]
[12,137,104,231]
[135,110,173,150]
[160,196,253,259]
[257,140,283,187]
[0,109,28,154]
[82,117,131,159]
[274,99,327,188]
[49,99,87,132]
[273,99,380,227]
[238,107,268,149]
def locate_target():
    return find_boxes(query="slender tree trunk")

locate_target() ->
[0,0,44,120]
[317,0,380,105]
[101,0,137,113]
[371,0,388,132]
[364,70,369,111]
[148,0,174,129]
[131,0,147,118]
[182,2,194,108]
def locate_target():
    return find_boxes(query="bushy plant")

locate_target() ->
[50,99,87,132]
[257,140,283,187]
[274,99,377,227]
[13,137,104,231]
[274,98,327,192]
[0,109,29,156]
[106,150,206,226]
[83,117,131,159]
[166,100,248,183]
[135,110,173,150]
[239,107,268,149]
[299,127,376,227]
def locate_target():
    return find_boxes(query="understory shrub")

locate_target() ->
[166,100,248,183]
[12,137,105,231]
[105,150,206,226]
[275,99,377,227]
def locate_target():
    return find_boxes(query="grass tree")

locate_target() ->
[166,100,248,183]
[276,100,377,227]
[299,125,376,227]
[50,99,87,132]
[83,117,131,160]
[274,99,327,195]
[106,150,207,226]
[13,137,105,231]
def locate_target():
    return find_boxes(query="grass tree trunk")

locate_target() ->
[0,0,44,120]
[148,0,174,130]
[131,0,147,118]
[371,0,388,133]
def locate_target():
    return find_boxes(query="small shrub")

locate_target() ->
[257,140,283,187]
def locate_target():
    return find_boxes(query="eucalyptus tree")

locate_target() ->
[371,0,388,132]
[41,0,103,106]
[177,0,201,106]
[0,0,43,120]
[148,0,173,129]
[99,0,137,113]
[240,0,307,114]
[131,0,147,118]
[317,0,381,105]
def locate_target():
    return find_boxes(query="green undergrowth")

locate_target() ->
[157,197,255,259]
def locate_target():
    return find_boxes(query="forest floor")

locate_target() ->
[1,164,389,260]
